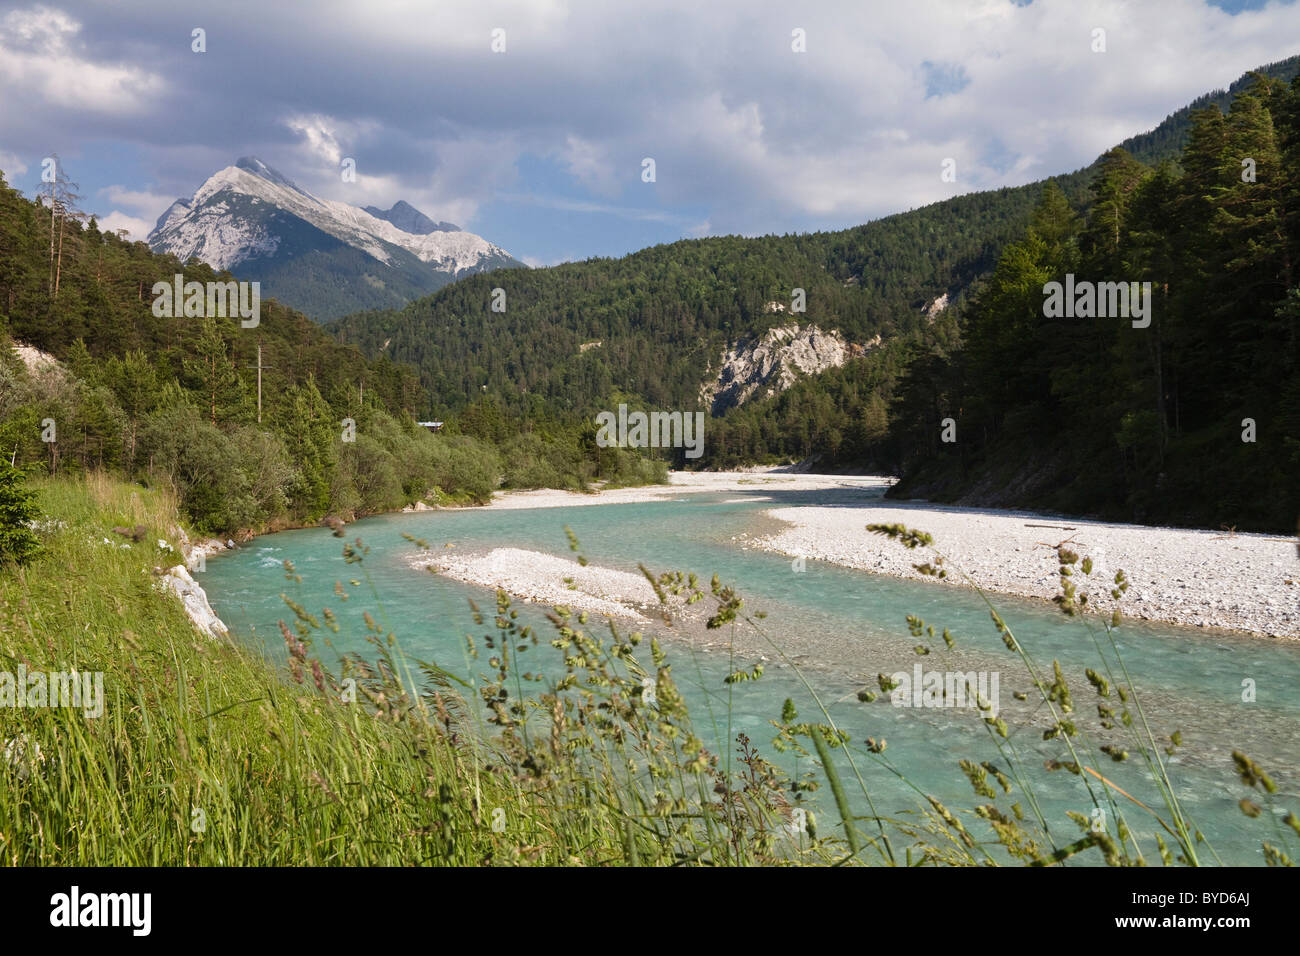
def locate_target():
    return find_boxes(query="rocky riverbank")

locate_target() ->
[430,470,1299,639]
[756,501,1300,639]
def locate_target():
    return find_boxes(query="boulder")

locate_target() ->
[160,564,229,640]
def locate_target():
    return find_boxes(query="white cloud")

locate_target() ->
[520,253,571,267]
[282,114,514,228]
[414,133,523,226]
[98,184,172,217]
[5,0,1300,247]
[286,114,345,166]
[259,0,1294,235]
[0,151,29,179]
[557,135,620,197]
[96,210,152,240]
[499,192,688,223]
[91,185,174,239]
[0,6,164,115]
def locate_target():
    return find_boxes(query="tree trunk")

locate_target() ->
[48,199,56,294]
[54,209,65,297]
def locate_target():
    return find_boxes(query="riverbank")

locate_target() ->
[758,501,1299,639]
[9,474,818,866]
[446,471,1300,639]
[459,469,890,509]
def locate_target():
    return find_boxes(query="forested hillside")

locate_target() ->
[0,173,662,534]
[1119,55,1300,165]
[331,179,1089,420]
[889,72,1300,532]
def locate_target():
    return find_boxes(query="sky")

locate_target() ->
[0,0,1297,266]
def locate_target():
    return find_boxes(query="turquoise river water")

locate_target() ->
[202,483,1299,864]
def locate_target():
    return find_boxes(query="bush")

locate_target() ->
[419,433,500,502]
[138,402,257,534]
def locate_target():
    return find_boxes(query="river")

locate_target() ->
[202,482,1300,865]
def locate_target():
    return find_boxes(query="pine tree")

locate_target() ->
[0,462,40,565]
[182,317,249,426]
[101,350,165,468]
[278,376,337,520]
[1080,148,1150,272]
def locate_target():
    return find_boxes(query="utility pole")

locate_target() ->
[244,341,274,424]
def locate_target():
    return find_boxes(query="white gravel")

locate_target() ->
[758,503,1300,639]
[416,470,1298,639]
[411,548,664,622]
[463,470,888,510]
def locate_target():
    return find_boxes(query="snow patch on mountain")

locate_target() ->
[152,189,281,271]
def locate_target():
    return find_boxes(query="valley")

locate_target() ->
[1,8,1297,876]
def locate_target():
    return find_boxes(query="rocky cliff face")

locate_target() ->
[700,323,867,414]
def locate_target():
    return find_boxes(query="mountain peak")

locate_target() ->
[363,200,460,235]
[234,156,302,192]
[148,159,521,319]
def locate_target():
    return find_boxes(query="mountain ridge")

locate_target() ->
[363,199,461,235]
